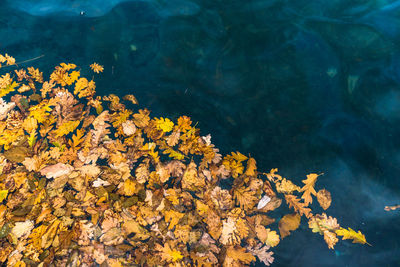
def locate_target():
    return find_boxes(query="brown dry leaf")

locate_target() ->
[166,130,180,146]
[4,146,30,163]
[211,187,233,210]
[317,189,332,210]
[278,213,301,238]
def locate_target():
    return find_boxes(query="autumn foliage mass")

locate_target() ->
[0,54,367,266]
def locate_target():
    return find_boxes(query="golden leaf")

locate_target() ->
[54,120,80,137]
[123,94,138,104]
[157,242,183,263]
[69,128,85,149]
[275,178,301,194]
[300,173,320,206]
[164,209,184,230]
[122,179,136,196]
[220,217,241,245]
[244,157,257,176]
[225,246,256,265]
[279,213,301,238]
[255,224,269,243]
[41,219,61,249]
[285,194,312,218]
[90,63,104,73]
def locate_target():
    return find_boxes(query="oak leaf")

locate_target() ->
[335,227,368,245]
[300,173,320,206]
[54,120,80,137]
[90,63,104,73]
[157,242,183,263]
[247,243,274,266]
[323,230,339,249]
[285,194,312,218]
[155,117,174,132]
[233,187,257,211]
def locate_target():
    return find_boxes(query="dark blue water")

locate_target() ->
[2,0,400,265]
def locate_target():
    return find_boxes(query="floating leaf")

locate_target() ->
[279,213,301,238]
[0,190,8,202]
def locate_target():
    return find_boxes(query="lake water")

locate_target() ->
[1,0,400,265]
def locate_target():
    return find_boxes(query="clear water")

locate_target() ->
[2,0,400,265]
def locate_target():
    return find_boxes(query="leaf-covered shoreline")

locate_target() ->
[0,54,366,266]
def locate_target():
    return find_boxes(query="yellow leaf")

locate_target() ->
[335,227,369,245]
[276,178,301,194]
[158,243,183,263]
[0,190,8,202]
[28,130,37,147]
[41,219,61,249]
[54,120,80,137]
[164,210,184,230]
[22,117,38,133]
[69,128,85,149]
[0,80,18,97]
[122,179,136,196]
[163,147,185,160]
[265,229,280,247]
[155,117,174,132]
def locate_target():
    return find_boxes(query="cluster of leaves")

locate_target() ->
[0,54,367,266]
